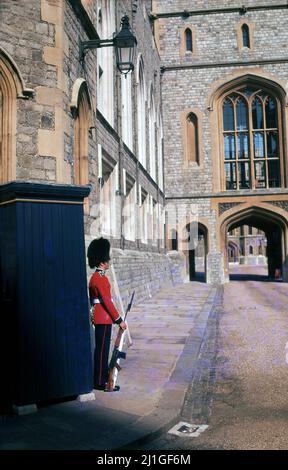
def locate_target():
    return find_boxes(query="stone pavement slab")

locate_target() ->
[0,282,220,450]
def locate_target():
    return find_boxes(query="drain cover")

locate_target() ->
[168,421,208,437]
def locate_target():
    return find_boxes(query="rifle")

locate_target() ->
[106,291,135,391]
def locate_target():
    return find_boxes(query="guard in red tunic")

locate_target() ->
[87,238,127,392]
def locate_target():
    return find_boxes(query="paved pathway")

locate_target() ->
[137,265,288,450]
[0,282,217,450]
[99,282,215,417]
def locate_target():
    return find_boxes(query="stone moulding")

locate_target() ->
[70,78,92,119]
[266,201,288,212]
[0,47,34,99]
[150,4,287,20]
[218,202,243,216]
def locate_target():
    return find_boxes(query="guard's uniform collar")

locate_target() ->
[95,268,105,277]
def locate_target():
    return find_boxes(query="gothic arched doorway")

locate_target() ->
[220,205,287,282]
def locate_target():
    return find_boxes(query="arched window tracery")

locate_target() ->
[222,86,281,190]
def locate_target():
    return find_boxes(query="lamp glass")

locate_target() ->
[114,15,137,74]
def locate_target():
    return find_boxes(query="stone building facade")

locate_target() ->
[154,0,288,283]
[0,0,184,309]
[1,0,288,294]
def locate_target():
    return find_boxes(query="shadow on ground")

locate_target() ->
[191,272,206,283]
[229,273,281,282]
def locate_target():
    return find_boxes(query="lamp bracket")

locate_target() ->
[80,38,114,62]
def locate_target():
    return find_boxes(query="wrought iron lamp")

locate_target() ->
[80,15,137,75]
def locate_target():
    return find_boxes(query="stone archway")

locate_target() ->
[228,240,239,263]
[182,222,209,282]
[220,205,288,282]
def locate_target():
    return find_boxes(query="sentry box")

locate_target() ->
[0,182,93,410]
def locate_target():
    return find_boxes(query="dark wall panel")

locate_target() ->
[0,204,18,407]
[15,202,92,404]
[0,183,92,407]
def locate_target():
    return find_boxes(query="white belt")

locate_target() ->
[92,298,114,304]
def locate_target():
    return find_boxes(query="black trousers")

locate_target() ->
[94,324,112,387]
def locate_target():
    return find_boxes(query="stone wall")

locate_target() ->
[1,0,172,296]
[86,247,185,312]
[0,0,58,182]
[156,0,288,284]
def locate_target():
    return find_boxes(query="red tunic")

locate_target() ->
[89,271,121,325]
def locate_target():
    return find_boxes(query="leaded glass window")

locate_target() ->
[222,87,281,190]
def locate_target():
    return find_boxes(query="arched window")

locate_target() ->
[97,0,115,126]
[186,113,199,164]
[185,28,193,52]
[148,87,156,180]
[74,92,90,186]
[72,80,92,213]
[0,54,19,182]
[121,72,133,150]
[157,111,164,191]
[249,245,253,255]
[222,86,281,190]
[137,56,146,168]
[0,49,33,183]
[242,24,250,48]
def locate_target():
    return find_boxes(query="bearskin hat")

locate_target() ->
[87,237,110,268]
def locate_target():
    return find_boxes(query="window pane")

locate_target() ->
[223,100,234,131]
[236,98,248,130]
[223,89,281,192]
[185,29,193,52]
[252,97,263,129]
[265,97,277,128]
[237,133,249,159]
[267,131,278,158]
[224,134,235,160]
[225,162,237,190]
[242,24,250,48]
[255,161,266,188]
[186,113,199,163]
[268,160,280,188]
[253,132,265,158]
[238,162,250,188]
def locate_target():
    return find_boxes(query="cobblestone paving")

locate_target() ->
[135,265,288,450]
